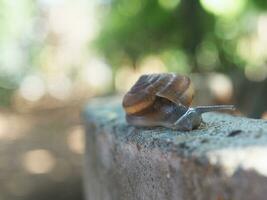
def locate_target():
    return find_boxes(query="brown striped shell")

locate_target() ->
[122,73,235,131]
[122,73,194,115]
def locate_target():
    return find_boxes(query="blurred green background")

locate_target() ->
[95,0,267,118]
[1,0,267,117]
[0,0,267,199]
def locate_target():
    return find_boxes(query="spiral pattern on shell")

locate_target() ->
[122,73,194,115]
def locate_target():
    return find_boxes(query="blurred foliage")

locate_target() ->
[95,0,267,73]
[0,0,266,116]
[95,0,267,117]
[0,0,36,106]
[0,0,99,108]
[96,0,212,69]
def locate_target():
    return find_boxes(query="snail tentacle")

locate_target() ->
[194,105,235,114]
[122,73,235,131]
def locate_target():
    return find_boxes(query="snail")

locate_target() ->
[122,73,234,131]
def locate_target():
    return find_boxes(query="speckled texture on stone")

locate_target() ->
[83,97,267,200]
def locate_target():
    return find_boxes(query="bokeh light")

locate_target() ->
[82,58,112,92]
[215,19,239,40]
[261,112,267,120]
[0,114,9,140]
[158,0,181,10]
[115,55,167,92]
[0,113,31,141]
[22,149,56,174]
[200,0,246,17]
[139,55,167,74]
[47,74,72,100]
[161,50,190,73]
[115,66,137,92]
[1,0,267,199]
[19,75,46,102]
[257,14,267,43]
[208,73,233,103]
[67,126,85,154]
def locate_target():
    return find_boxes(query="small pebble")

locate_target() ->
[227,130,242,137]
[200,138,209,143]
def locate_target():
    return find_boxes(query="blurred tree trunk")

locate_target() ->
[233,71,267,118]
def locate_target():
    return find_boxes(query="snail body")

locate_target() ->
[122,73,234,131]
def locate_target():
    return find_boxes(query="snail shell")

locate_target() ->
[122,73,194,128]
[122,73,234,131]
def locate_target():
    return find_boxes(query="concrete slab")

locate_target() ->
[83,97,267,200]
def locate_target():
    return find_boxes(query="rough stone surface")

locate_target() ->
[83,97,267,200]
